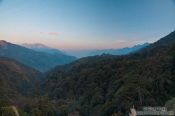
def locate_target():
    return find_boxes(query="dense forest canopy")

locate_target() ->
[43,31,175,115]
[0,31,175,115]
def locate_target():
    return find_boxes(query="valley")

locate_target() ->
[0,31,175,116]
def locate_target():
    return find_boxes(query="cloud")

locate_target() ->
[39,32,59,36]
[48,32,59,36]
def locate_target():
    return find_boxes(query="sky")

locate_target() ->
[0,0,175,50]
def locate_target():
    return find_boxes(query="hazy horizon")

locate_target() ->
[0,0,175,50]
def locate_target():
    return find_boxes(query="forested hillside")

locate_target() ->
[44,31,175,116]
[0,57,43,115]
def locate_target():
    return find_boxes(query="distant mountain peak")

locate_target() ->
[0,40,8,46]
[0,40,9,49]
[22,43,66,55]
[22,43,50,49]
[0,41,76,72]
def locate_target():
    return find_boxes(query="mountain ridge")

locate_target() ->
[66,43,149,58]
[43,31,175,115]
[0,40,76,72]
[22,43,66,55]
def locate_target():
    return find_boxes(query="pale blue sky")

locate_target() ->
[0,0,175,50]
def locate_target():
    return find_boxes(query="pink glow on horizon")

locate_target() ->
[39,32,59,36]
[0,33,150,51]
[0,38,148,51]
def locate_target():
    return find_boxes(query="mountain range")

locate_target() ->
[0,40,76,72]
[66,43,149,58]
[0,31,175,115]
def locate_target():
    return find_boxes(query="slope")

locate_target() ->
[44,31,175,116]
[0,40,76,72]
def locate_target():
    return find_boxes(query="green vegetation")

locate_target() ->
[0,31,175,115]
[44,31,175,115]
[165,97,175,111]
